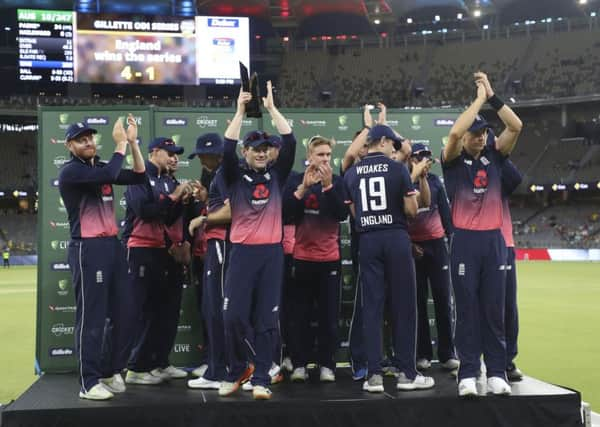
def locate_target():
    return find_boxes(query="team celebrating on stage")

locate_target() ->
[58,71,523,401]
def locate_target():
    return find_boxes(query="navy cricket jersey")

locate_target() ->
[442,143,507,231]
[122,160,183,248]
[408,173,453,242]
[343,152,417,233]
[284,173,348,262]
[205,167,230,241]
[222,133,296,245]
[163,173,185,245]
[500,159,523,249]
[58,152,146,239]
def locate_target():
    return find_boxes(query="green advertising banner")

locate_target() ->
[37,107,153,372]
[37,106,460,373]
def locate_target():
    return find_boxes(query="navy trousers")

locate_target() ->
[505,247,519,369]
[288,259,340,370]
[415,237,456,363]
[223,243,283,387]
[359,229,418,379]
[68,237,135,392]
[127,247,168,372]
[450,228,507,380]
[201,239,228,381]
[155,255,184,369]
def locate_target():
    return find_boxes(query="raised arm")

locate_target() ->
[223,89,251,185]
[478,72,523,156]
[264,80,296,181]
[444,76,487,163]
[341,105,372,173]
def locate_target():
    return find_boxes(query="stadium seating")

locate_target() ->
[0,211,37,254]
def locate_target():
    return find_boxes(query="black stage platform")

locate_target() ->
[1,366,583,427]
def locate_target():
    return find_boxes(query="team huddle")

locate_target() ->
[58,72,523,401]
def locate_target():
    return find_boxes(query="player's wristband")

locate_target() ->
[363,125,371,130]
[487,95,505,111]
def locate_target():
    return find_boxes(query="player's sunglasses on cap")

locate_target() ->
[243,130,274,148]
[148,137,184,155]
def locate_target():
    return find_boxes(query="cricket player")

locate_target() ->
[58,115,145,400]
[343,124,435,393]
[442,71,522,396]
[219,81,296,400]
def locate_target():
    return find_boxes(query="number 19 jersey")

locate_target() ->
[343,152,417,233]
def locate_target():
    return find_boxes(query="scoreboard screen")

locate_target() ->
[17,9,75,83]
[16,10,250,86]
[75,14,197,85]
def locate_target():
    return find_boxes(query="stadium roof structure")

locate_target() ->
[0,0,596,34]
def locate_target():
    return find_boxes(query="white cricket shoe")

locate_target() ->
[79,383,114,400]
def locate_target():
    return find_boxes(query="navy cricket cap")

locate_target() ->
[411,142,432,157]
[468,115,492,133]
[243,130,275,148]
[65,122,97,141]
[368,124,403,146]
[148,137,184,155]
[269,135,282,149]
[188,133,224,158]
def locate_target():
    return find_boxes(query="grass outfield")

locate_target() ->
[0,266,37,405]
[0,262,598,408]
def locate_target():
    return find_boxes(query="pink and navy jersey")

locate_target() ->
[343,152,417,233]
[442,142,507,231]
[408,173,454,242]
[501,200,514,248]
[122,161,183,248]
[282,224,296,255]
[163,174,186,246]
[205,167,229,241]
[222,133,296,245]
[284,173,348,262]
[500,159,523,248]
[58,152,146,239]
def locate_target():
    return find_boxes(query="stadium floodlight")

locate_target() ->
[407,17,413,24]
[579,0,588,5]
[457,13,463,20]
[474,9,482,17]
[435,15,441,22]
[483,24,489,29]
[374,18,381,25]
[591,12,597,17]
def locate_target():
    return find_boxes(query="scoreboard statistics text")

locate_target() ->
[17,9,250,86]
